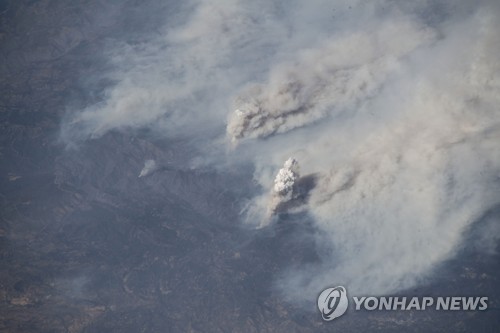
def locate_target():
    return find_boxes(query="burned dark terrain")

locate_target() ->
[0,1,499,332]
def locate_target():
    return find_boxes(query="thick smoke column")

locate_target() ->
[273,157,299,199]
[268,157,300,216]
[138,159,157,178]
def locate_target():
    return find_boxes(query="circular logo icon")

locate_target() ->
[317,286,348,321]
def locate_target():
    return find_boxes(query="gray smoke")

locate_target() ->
[228,0,500,299]
[62,0,500,304]
[138,159,157,178]
[227,18,435,143]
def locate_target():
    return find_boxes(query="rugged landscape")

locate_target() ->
[0,1,499,332]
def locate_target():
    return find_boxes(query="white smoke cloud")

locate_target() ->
[273,158,299,197]
[227,18,435,143]
[138,159,157,178]
[62,0,500,304]
[262,157,301,219]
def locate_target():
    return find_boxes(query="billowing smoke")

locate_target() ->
[60,0,287,144]
[267,157,300,216]
[227,18,435,143]
[138,159,157,178]
[251,2,500,299]
[62,0,500,304]
[273,158,299,199]
[230,0,500,299]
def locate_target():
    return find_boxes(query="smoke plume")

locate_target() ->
[138,159,157,178]
[62,0,500,304]
[267,157,300,216]
[227,18,435,143]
